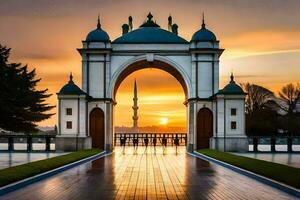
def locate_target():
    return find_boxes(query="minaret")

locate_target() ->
[132,79,139,130]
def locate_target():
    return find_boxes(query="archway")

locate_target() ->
[197,108,213,149]
[112,59,189,149]
[90,108,105,149]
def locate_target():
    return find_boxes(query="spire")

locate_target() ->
[97,14,101,29]
[140,12,160,27]
[201,12,206,29]
[230,72,235,83]
[134,79,137,96]
[168,14,172,31]
[69,72,73,83]
[147,12,153,21]
[128,15,133,31]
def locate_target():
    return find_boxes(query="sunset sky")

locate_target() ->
[1,0,300,127]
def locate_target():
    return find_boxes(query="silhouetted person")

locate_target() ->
[144,135,149,149]
[133,135,138,154]
[152,135,157,153]
[162,135,167,154]
[120,136,127,154]
[174,135,179,154]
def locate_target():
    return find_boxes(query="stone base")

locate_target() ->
[105,144,114,153]
[210,137,249,152]
[187,143,194,153]
[56,136,91,152]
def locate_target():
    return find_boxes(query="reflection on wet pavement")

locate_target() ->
[0,147,297,200]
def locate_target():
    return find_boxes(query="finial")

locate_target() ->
[172,24,178,35]
[69,72,73,82]
[97,14,101,29]
[168,14,173,31]
[134,78,137,94]
[128,15,133,31]
[202,12,206,28]
[147,12,153,21]
[230,72,235,83]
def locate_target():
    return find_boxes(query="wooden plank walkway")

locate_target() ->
[0,147,297,200]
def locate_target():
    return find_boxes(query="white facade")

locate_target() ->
[56,14,248,152]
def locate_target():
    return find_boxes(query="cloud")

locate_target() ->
[11,52,67,61]
[222,29,300,59]
[2,0,300,126]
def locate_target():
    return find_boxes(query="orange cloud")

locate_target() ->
[2,1,300,128]
[222,29,300,58]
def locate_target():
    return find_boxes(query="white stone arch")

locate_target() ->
[108,54,192,101]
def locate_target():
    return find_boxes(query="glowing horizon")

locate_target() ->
[115,69,186,128]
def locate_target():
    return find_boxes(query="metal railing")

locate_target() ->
[0,134,56,152]
[114,133,187,146]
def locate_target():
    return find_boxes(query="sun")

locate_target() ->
[159,117,169,125]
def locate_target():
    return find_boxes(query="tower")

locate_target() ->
[132,79,139,130]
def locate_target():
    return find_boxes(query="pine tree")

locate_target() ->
[0,45,55,133]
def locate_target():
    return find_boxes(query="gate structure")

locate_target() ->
[56,13,248,152]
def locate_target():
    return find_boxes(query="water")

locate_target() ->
[248,144,300,151]
[0,143,55,151]
[233,152,300,168]
[0,152,67,169]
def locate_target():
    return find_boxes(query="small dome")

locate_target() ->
[58,74,85,95]
[191,28,217,42]
[191,17,217,42]
[218,74,245,95]
[86,17,110,42]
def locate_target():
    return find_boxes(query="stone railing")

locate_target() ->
[114,133,187,146]
[248,136,300,152]
[0,134,56,152]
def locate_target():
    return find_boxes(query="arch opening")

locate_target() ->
[113,60,188,147]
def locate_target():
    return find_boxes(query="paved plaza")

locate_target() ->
[0,147,297,200]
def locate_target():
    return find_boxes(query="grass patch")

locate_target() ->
[198,149,300,189]
[0,149,102,187]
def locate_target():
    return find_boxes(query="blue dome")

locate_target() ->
[58,75,85,95]
[218,74,245,95]
[86,29,110,42]
[191,22,217,42]
[86,19,110,42]
[113,27,188,44]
